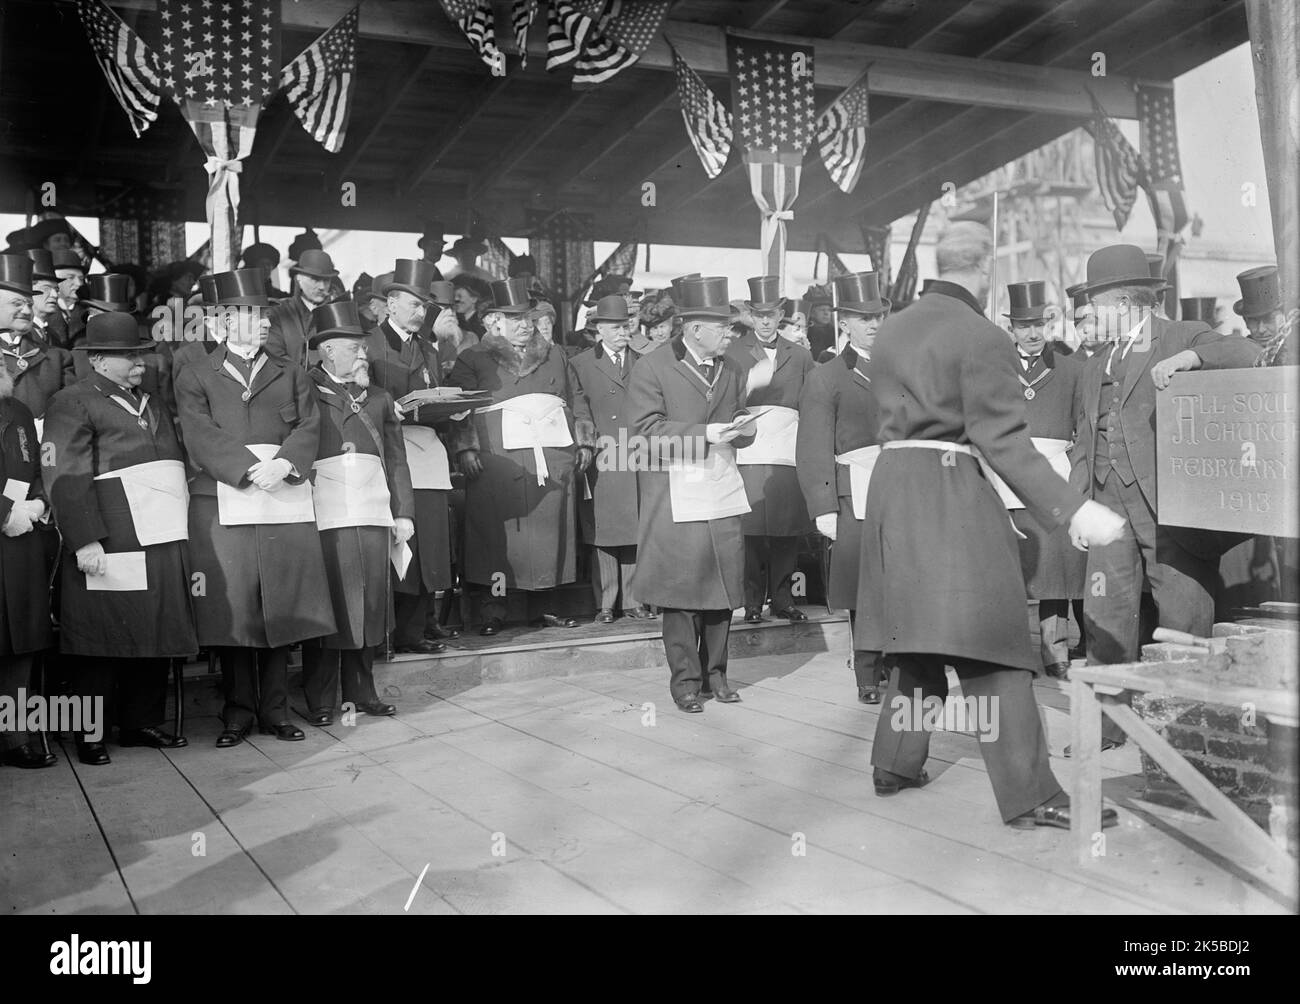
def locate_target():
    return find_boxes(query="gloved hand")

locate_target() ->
[76,540,108,575]
[2,508,34,538]
[392,517,415,545]
[248,457,293,490]
[459,449,483,480]
[576,446,594,473]
[815,512,838,541]
[1068,500,1126,551]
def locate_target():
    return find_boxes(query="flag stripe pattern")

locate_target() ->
[547,0,596,70]
[670,43,732,179]
[1086,91,1145,232]
[512,0,539,69]
[1138,84,1189,241]
[442,0,503,73]
[76,0,164,137]
[280,5,358,153]
[572,1,671,88]
[817,77,870,194]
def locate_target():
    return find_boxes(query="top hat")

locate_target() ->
[83,273,134,312]
[1080,244,1167,297]
[0,253,34,296]
[308,300,366,347]
[450,235,488,258]
[487,277,532,314]
[289,249,338,280]
[1065,282,1088,313]
[417,222,446,252]
[591,294,630,323]
[287,229,322,262]
[26,248,55,282]
[675,277,731,320]
[1233,265,1280,318]
[745,276,785,311]
[240,242,281,267]
[51,249,86,274]
[1179,297,1217,323]
[669,273,702,298]
[509,254,537,278]
[1145,252,1166,280]
[212,268,270,307]
[832,271,890,315]
[429,280,456,307]
[1004,280,1049,322]
[74,311,155,352]
[197,274,220,306]
[384,259,439,301]
[782,297,810,320]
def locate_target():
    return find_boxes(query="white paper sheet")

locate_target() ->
[85,551,147,591]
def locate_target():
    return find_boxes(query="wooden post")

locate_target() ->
[1071,675,1104,865]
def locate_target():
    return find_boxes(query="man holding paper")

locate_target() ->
[724,276,816,624]
[796,271,888,703]
[302,301,415,726]
[43,312,197,766]
[174,268,335,748]
[627,277,758,713]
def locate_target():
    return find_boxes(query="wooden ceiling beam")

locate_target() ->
[398,75,511,196]
[469,87,596,200]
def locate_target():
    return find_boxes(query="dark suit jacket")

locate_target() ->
[3,336,74,419]
[568,341,639,546]
[796,346,879,519]
[266,295,315,370]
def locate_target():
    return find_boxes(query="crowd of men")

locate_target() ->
[0,213,1289,831]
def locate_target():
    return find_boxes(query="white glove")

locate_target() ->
[2,508,34,537]
[1068,500,1126,551]
[815,513,838,541]
[76,540,108,575]
[248,457,294,491]
[392,517,415,545]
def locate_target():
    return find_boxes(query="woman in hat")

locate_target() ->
[450,273,490,344]
[43,311,198,765]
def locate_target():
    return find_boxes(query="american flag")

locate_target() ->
[572,1,672,88]
[76,0,164,138]
[1086,90,1145,231]
[575,240,639,304]
[817,75,870,194]
[860,222,892,292]
[157,0,281,107]
[670,43,732,179]
[512,1,539,69]
[441,0,503,73]
[890,202,931,309]
[1138,83,1190,250]
[815,234,850,280]
[547,0,601,71]
[280,6,358,153]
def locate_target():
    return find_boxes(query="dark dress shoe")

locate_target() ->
[713,687,742,703]
[216,724,250,748]
[857,685,881,705]
[307,710,334,727]
[873,768,929,796]
[396,638,446,655]
[674,695,704,713]
[479,617,503,636]
[743,608,765,624]
[624,606,656,620]
[3,743,57,769]
[1010,802,1119,830]
[773,606,807,622]
[428,625,460,640]
[259,722,305,742]
[118,726,188,749]
[356,701,396,717]
[1043,662,1070,680]
[75,739,111,766]
[595,608,615,624]
[1063,738,1125,758]
[534,613,579,628]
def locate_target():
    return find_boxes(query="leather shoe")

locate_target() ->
[873,768,929,796]
[1010,802,1119,830]
[479,617,503,636]
[118,726,188,749]
[259,721,305,741]
[75,738,111,766]
[857,685,881,705]
[595,608,615,624]
[713,686,742,703]
[396,638,446,655]
[428,625,460,640]
[534,613,579,628]
[773,606,807,622]
[674,695,704,713]
[216,723,250,748]
[2,743,57,769]
[743,608,765,624]
[356,701,396,717]
[624,606,656,619]
[1044,662,1070,680]
[307,710,334,727]
[1063,738,1125,758]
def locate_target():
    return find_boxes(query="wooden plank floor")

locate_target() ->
[2,650,1293,915]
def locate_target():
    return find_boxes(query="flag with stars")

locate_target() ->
[816,73,870,194]
[280,5,358,153]
[76,0,164,138]
[1085,90,1144,232]
[572,1,672,89]
[441,0,503,73]
[669,42,732,179]
[1137,83,1190,265]
[726,32,816,280]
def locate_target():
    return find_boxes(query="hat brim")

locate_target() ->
[1080,275,1167,297]
[381,283,431,302]
[486,304,531,315]
[84,299,134,313]
[837,299,891,315]
[308,328,367,347]
[215,296,270,308]
[677,307,732,320]
[744,299,786,312]
[1005,309,1049,322]
[591,312,631,323]
[0,279,35,297]
[1233,298,1278,319]
[73,340,156,352]
[290,266,339,280]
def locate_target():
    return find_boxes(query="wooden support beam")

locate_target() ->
[399,76,510,196]
[469,87,595,200]
[243,100,300,191]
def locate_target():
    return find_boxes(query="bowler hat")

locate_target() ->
[26,249,56,282]
[308,300,366,347]
[240,242,280,267]
[287,229,322,262]
[83,273,134,312]
[384,259,438,301]
[488,277,531,315]
[1179,297,1217,323]
[675,277,731,320]
[832,271,890,315]
[1004,280,1049,322]
[74,311,155,352]
[212,268,270,307]
[429,281,455,307]
[51,249,86,274]
[0,254,34,296]
[1233,265,1279,318]
[1080,244,1167,297]
[592,294,629,323]
[289,249,338,280]
[1065,282,1088,313]
[745,276,785,311]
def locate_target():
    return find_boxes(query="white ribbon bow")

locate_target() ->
[203,156,243,176]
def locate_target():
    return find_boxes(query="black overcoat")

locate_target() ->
[568,342,639,547]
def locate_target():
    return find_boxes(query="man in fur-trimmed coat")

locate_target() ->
[446,278,596,635]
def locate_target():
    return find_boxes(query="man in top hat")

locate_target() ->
[266,249,341,370]
[804,284,836,359]
[856,222,1127,828]
[798,271,890,701]
[46,249,87,350]
[447,277,596,635]
[301,301,416,724]
[568,294,653,624]
[166,275,224,385]
[173,268,335,748]
[43,311,197,765]
[0,253,74,429]
[417,222,446,279]
[724,275,815,625]
[1234,265,1287,360]
[1073,243,1261,750]
[366,261,456,653]
[240,242,290,300]
[627,276,761,712]
[1001,280,1088,680]
[25,250,60,346]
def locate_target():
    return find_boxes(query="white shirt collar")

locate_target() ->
[226,341,259,361]
[683,340,710,367]
[389,319,414,342]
